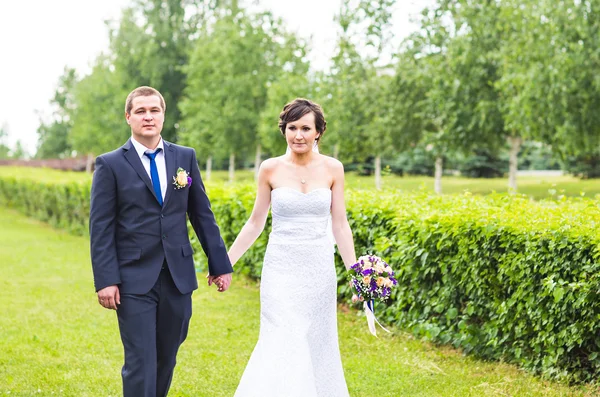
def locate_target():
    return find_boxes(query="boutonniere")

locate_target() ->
[173,167,192,189]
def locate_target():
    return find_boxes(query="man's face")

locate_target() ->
[126,95,164,142]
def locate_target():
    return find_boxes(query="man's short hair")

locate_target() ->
[125,86,166,115]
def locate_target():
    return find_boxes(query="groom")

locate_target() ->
[89,86,233,396]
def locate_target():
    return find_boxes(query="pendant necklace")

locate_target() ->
[297,169,308,184]
[298,167,308,184]
[291,153,311,185]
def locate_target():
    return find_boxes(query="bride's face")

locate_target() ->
[285,112,321,154]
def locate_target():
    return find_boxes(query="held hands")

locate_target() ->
[97,285,120,310]
[207,273,232,292]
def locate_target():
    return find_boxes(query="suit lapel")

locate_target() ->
[162,140,178,208]
[122,139,160,202]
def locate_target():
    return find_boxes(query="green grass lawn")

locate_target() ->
[1,207,598,396]
[1,166,598,199]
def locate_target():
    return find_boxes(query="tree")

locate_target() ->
[69,55,130,157]
[128,0,213,143]
[10,140,27,160]
[326,0,398,189]
[180,3,307,182]
[68,8,148,157]
[69,1,214,158]
[494,0,548,191]
[0,123,11,160]
[391,6,453,193]
[394,0,506,193]
[321,36,371,163]
[258,72,312,161]
[36,67,77,159]
[388,45,433,179]
[496,0,600,185]
[253,28,310,178]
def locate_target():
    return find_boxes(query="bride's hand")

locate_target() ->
[207,273,232,292]
[214,273,232,292]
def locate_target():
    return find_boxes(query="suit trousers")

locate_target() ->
[116,264,192,397]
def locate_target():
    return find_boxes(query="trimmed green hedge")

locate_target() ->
[0,178,91,236]
[2,175,600,383]
[379,194,600,383]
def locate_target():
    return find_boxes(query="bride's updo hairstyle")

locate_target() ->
[278,98,327,143]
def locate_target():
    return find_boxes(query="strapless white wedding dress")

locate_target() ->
[234,187,349,397]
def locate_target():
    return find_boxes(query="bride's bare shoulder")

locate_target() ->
[320,155,344,172]
[260,156,286,172]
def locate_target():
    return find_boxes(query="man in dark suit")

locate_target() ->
[89,86,232,397]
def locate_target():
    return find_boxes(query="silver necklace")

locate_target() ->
[291,158,312,184]
[296,167,308,184]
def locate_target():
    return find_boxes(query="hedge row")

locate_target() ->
[2,174,600,383]
[380,194,600,383]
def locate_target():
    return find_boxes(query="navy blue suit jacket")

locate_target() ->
[89,139,232,295]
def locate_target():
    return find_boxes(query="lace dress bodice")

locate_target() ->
[268,187,332,246]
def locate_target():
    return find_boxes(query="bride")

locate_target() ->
[219,98,357,396]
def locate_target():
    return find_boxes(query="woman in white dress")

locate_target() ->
[221,98,357,396]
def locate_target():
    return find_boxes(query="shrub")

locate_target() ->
[458,149,506,178]
[2,175,600,382]
[563,152,600,179]
[376,193,600,383]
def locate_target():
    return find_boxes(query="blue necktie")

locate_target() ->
[144,149,163,206]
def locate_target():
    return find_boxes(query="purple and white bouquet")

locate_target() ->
[348,255,397,303]
[348,255,397,336]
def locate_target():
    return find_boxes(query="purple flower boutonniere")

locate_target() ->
[173,167,192,189]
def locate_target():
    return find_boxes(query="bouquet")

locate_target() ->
[348,255,397,336]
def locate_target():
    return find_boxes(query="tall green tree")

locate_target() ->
[10,140,27,160]
[0,123,11,160]
[257,72,312,160]
[495,0,547,191]
[36,67,77,159]
[69,9,148,157]
[257,27,312,173]
[497,0,600,183]
[69,1,215,157]
[129,0,214,142]
[180,3,307,181]
[391,5,454,193]
[253,29,309,178]
[395,0,505,193]
[69,55,129,157]
[321,36,370,162]
[326,0,398,189]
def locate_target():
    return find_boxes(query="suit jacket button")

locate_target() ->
[161,214,164,218]
[162,234,167,239]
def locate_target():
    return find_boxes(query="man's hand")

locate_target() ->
[207,273,232,292]
[97,285,120,310]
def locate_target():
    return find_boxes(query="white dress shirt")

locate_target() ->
[131,137,167,201]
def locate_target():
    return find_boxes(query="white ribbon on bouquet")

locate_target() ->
[364,300,391,337]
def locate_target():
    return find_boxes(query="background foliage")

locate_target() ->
[28,0,600,192]
[2,171,600,382]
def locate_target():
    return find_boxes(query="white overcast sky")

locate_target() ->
[0,0,433,155]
